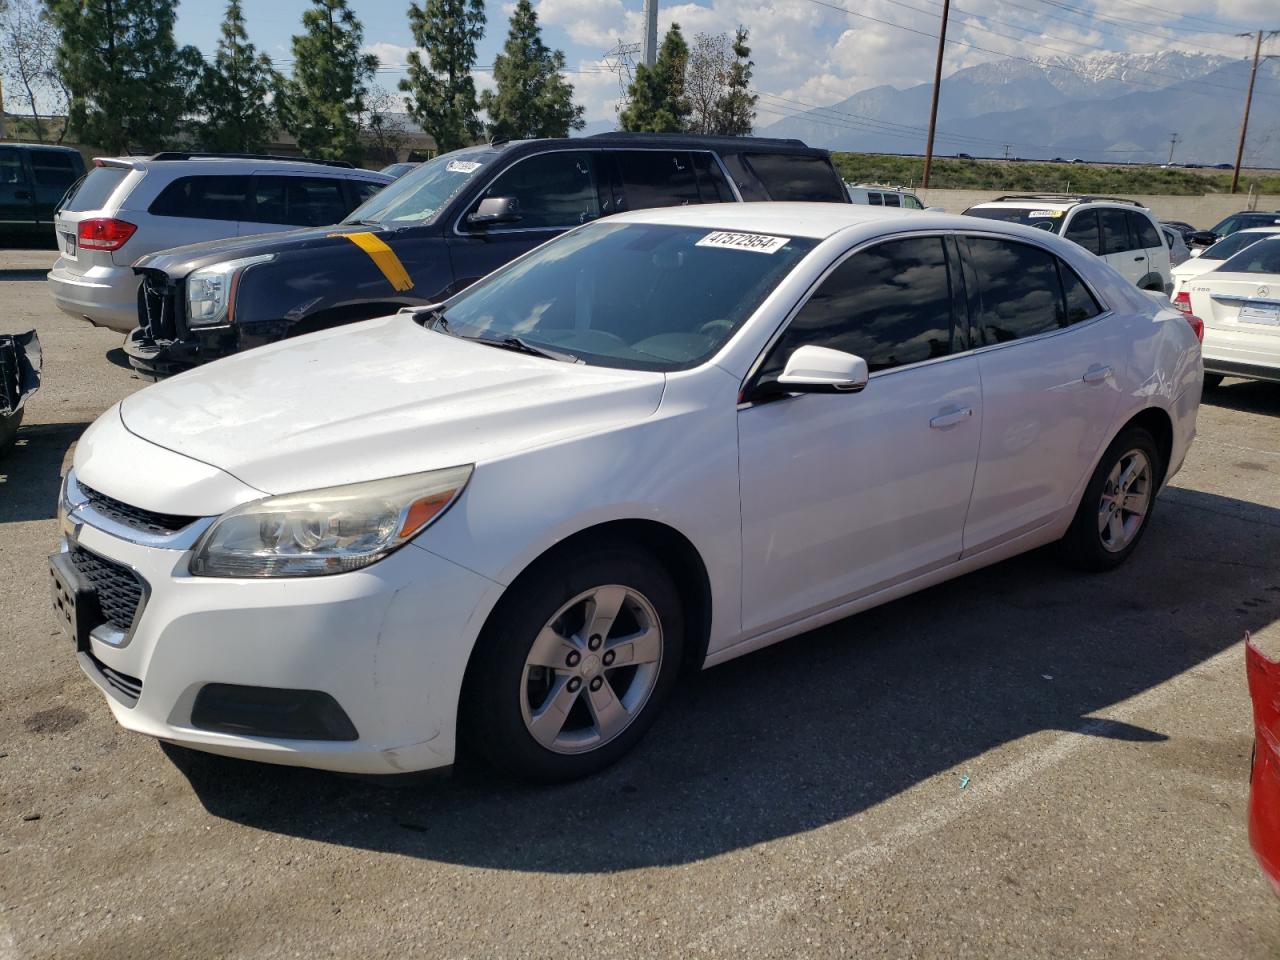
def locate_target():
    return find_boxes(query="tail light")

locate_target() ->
[1185,314,1204,342]
[78,218,137,251]
[1172,291,1192,313]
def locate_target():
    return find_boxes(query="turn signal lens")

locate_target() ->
[77,217,137,251]
[1172,291,1192,313]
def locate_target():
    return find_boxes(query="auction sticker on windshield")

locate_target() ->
[446,160,482,174]
[696,231,791,254]
[1028,210,1063,218]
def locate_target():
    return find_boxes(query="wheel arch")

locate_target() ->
[1137,272,1166,293]
[1113,405,1175,486]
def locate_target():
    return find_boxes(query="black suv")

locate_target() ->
[126,134,849,377]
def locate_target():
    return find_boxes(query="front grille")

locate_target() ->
[67,546,144,632]
[138,274,178,339]
[88,650,143,703]
[78,481,197,536]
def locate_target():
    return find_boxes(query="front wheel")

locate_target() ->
[463,545,684,783]
[1059,426,1161,571]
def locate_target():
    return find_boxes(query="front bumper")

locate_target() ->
[48,261,140,333]
[57,482,498,775]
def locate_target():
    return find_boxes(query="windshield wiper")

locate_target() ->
[344,218,382,226]
[474,335,580,363]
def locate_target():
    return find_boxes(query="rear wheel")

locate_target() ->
[1059,426,1161,571]
[463,544,684,783]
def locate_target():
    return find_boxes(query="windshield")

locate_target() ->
[437,222,819,371]
[964,206,1064,232]
[1201,230,1277,261]
[1219,236,1280,275]
[343,149,496,225]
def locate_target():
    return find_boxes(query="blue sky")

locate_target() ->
[171,0,1273,129]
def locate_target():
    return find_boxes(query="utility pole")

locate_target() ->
[641,0,659,68]
[1003,143,1011,161]
[1167,133,1179,165]
[1232,30,1279,194]
[922,0,952,188]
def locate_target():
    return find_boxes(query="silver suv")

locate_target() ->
[48,154,392,333]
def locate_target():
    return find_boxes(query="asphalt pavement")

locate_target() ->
[1,249,1278,959]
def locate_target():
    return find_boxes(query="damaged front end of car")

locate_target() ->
[0,330,42,456]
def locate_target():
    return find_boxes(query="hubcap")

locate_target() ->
[1098,449,1152,553]
[519,585,663,755]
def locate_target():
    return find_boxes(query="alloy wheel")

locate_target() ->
[1097,448,1153,553]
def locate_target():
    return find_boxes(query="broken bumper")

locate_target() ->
[0,330,42,455]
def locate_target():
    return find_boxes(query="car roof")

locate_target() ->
[93,156,391,180]
[1,142,80,154]
[471,133,831,159]
[608,202,986,239]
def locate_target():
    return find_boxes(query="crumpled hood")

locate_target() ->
[119,314,666,494]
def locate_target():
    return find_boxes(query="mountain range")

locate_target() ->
[756,51,1280,166]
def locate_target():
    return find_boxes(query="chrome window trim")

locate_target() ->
[737,227,1113,408]
[450,147,743,239]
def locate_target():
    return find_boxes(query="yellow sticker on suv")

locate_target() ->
[332,231,415,292]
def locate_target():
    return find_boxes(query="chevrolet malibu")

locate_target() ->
[52,204,1203,783]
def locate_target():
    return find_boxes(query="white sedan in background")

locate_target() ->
[1170,226,1280,301]
[1180,234,1280,387]
[53,204,1202,783]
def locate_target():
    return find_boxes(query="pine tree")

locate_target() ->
[280,0,377,163]
[401,0,485,153]
[195,0,281,152]
[44,0,202,153]
[479,0,583,140]
[715,27,756,136]
[620,23,690,133]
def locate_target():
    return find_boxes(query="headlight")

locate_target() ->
[186,254,274,327]
[189,466,472,578]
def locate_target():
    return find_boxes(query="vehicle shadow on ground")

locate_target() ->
[0,420,82,523]
[168,485,1280,873]
[0,269,52,282]
[1204,380,1280,416]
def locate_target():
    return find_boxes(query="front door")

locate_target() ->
[738,235,982,635]
[0,147,36,231]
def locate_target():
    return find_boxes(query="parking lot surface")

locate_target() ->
[1,248,1279,959]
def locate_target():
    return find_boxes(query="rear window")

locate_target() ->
[62,166,130,212]
[1220,236,1280,274]
[1202,230,1274,261]
[149,176,250,221]
[744,153,845,202]
[245,175,349,226]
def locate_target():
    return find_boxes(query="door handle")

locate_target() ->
[1133,255,1144,262]
[1082,364,1112,384]
[929,406,973,429]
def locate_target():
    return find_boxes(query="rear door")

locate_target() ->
[137,173,248,258]
[0,147,36,232]
[1098,207,1144,284]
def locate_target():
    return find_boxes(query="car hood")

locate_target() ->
[118,314,667,494]
[132,222,411,278]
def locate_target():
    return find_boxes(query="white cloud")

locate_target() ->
[363,41,413,67]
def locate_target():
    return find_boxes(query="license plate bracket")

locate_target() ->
[62,232,77,257]
[49,552,100,652]
[1240,303,1280,326]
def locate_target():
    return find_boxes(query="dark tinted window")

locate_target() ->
[62,165,129,212]
[31,151,79,188]
[964,237,1066,342]
[867,192,883,206]
[1201,230,1274,261]
[482,151,599,228]
[882,192,901,207]
[760,236,955,378]
[1129,212,1162,250]
[0,149,27,187]
[1098,208,1133,254]
[149,176,250,221]
[1220,236,1280,274]
[1063,210,1101,255]
[353,180,383,205]
[1059,262,1104,324]
[616,150,700,209]
[691,152,734,202]
[245,176,348,226]
[744,153,845,202]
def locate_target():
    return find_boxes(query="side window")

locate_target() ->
[1059,261,1104,325]
[246,176,351,226]
[31,152,78,189]
[743,153,846,201]
[1098,208,1133,255]
[903,194,924,210]
[963,236,1065,342]
[615,150,700,210]
[482,151,599,228]
[0,149,27,188]
[1062,210,1101,255]
[882,193,901,208]
[1129,212,1162,251]
[759,236,955,380]
[149,176,250,221]
[867,192,883,206]
[353,180,384,206]
[690,152,734,202]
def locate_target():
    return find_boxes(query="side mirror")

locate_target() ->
[1189,247,1202,258]
[1187,231,1217,247]
[775,345,869,394]
[466,196,521,227]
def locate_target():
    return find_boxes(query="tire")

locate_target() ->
[1059,426,1162,571]
[462,543,684,783]
[1203,373,1224,390]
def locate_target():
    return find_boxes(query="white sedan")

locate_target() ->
[53,204,1203,782]
[1182,233,1280,387]
[1170,226,1280,300]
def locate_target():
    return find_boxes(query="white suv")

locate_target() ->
[964,195,1172,293]
[48,154,392,333]
[846,183,925,209]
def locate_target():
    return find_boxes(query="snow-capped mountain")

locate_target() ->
[759,51,1279,166]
